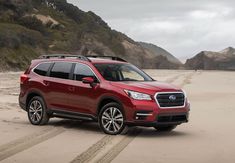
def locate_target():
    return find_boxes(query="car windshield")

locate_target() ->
[94,63,154,82]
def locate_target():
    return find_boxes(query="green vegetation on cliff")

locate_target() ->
[0,0,182,71]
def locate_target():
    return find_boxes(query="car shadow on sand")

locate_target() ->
[10,118,190,137]
[47,119,190,138]
[48,119,102,133]
[132,127,191,138]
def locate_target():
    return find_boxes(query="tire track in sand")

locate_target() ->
[95,128,142,163]
[179,72,195,87]
[0,127,65,161]
[165,74,185,83]
[70,135,113,163]
[70,128,142,163]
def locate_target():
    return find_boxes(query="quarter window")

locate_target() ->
[50,62,73,79]
[34,62,51,76]
[73,63,97,81]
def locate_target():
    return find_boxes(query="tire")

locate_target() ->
[154,125,177,132]
[27,96,49,125]
[99,102,126,135]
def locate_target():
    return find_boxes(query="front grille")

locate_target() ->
[158,115,187,123]
[155,92,185,108]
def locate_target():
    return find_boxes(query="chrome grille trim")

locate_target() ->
[154,92,186,109]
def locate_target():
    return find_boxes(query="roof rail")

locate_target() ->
[87,56,127,62]
[39,55,90,62]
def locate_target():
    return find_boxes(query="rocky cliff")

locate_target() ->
[139,42,182,69]
[185,47,235,70]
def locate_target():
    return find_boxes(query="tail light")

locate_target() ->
[20,74,29,84]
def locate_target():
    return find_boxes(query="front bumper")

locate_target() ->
[124,98,190,126]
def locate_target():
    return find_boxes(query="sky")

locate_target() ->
[67,0,235,60]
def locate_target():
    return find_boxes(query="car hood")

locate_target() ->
[110,81,182,95]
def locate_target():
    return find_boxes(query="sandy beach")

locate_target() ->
[0,70,235,163]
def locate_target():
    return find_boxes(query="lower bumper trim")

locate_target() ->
[125,120,188,127]
[126,112,189,127]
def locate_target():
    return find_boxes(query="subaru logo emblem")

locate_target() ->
[169,95,176,101]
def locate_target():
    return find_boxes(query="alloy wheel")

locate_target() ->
[101,107,124,134]
[29,100,43,123]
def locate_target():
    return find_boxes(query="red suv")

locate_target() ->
[19,55,190,135]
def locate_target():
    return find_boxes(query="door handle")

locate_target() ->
[68,86,75,92]
[43,80,50,86]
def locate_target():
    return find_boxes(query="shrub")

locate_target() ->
[19,16,45,33]
[0,23,46,49]
[0,32,20,48]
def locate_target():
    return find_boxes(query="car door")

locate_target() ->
[45,61,74,111]
[67,63,100,114]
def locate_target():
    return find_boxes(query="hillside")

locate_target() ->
[185,47,235,70]
[0,0,181,71]
[138,42,182,64]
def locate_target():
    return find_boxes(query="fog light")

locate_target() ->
[135,112,153,120]
[136,113,153,116]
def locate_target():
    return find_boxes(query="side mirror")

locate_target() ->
[82,77,94,85]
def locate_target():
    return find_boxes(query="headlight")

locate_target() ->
[124,90,152,100]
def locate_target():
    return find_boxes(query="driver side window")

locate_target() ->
[73,63,97,81]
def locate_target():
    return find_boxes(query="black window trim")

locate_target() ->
[46,62,54,77]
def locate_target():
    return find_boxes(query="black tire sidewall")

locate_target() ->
[98,102,126,135]
[27,96,48,125]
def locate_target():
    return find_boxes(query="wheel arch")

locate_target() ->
[97,96,124,116]
[26,90,47,110]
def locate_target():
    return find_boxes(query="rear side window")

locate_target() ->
[34,63,51,76]
[73,63,97,81]
[50,62,73,79]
